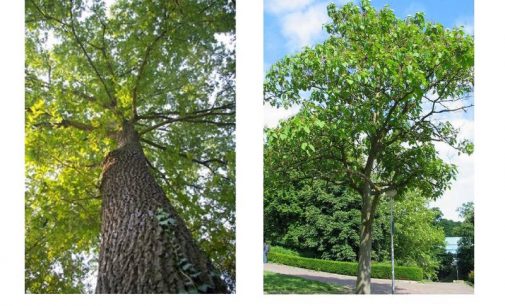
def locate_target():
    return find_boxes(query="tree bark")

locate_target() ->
[355,188,379,294]
[95,123,228,293]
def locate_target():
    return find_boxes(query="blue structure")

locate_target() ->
[445,237,461,254]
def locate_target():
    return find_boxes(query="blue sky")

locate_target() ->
[265,0,473,68]
[264,0,474,221]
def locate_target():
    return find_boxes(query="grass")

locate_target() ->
[264,271,350,294]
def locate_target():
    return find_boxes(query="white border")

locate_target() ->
[2,0,505,305]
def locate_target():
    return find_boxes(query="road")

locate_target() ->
[264,263,473,294]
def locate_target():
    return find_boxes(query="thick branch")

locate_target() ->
[138,104,235,135]
[33,117,95,132]
[140,138,228,170]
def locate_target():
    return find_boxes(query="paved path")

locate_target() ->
[264,263,473,294]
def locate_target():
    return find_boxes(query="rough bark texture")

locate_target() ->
[355,189,379,294]
[95,123,228,293]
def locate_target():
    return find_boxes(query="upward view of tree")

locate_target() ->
[25,0,235,293]
[264,0,473,293]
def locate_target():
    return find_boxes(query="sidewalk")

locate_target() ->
[264,263,473,294]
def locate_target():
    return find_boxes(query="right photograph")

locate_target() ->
[263,0,474,295]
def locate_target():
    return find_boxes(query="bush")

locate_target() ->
[268,252,423,281]
[269,246,301,257]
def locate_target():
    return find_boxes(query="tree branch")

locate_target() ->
[68,0,117,109]
[138,104,235,134]
[140,138,228,167]
[32,117,95,132]
[132,31,167,119]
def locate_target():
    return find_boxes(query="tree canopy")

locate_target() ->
[265,0,473,199]
[25,0,235,293]
[437,217,462,237]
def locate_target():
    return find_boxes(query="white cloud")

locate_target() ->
[455,18,474,35]
[431,118,474,220]
[430,151,473,221]
[280,2,329,50]
[264,104,301,128]
[265,0,315,14]
[403,2,426,17]
[266,1,355,51]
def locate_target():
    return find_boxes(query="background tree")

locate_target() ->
[264,0,473,293]
[456,202,474,281]
[264,177,373,262]
[437,216,463,237]
[26,0,235,293]
[376,190,445,279]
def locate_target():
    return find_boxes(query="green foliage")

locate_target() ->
[26,0,235,293]
[436,252,457,282]
[456,202,474,281]
[437,218,463,237]
[264,0,473,199]
[263,271,349,294]
[269,246,302,257]
[268,252,423,281]
[376,190,446,280]
[264,156,445,279]
[264,178,389,262]
[264,178,359,261]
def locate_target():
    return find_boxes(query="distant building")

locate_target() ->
[445,237,461,254]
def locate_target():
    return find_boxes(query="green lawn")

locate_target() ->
[264,271,350,294]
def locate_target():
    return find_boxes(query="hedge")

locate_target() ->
[268,252,423,281]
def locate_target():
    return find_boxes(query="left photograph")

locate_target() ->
[25,0,235,294]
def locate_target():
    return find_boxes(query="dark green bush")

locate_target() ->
[268,252,423,281]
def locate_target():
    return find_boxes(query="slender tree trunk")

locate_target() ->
[95,123,228,293]
[355,188,378,294]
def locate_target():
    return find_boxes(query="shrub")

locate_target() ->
[268,252,423,281]
[269,246,301,257]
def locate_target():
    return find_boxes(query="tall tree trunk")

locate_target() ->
[355,189,379,294]
[95,123,228,293]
